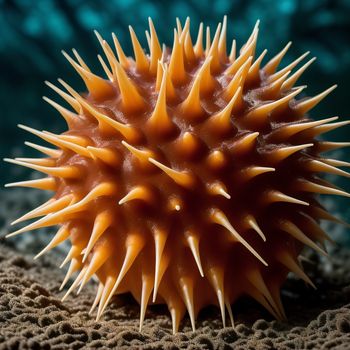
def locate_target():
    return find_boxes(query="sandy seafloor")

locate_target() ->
[0,188,350,350]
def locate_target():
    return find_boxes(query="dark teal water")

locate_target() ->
[0,0,349,227]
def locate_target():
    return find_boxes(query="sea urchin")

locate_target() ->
[4,17,350,333]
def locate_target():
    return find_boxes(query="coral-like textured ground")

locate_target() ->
[0,236,350,349]
[0,189,349,349]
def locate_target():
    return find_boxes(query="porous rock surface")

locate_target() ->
[0,240,349,349]
[0,183,350,349]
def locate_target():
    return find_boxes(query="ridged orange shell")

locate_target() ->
[5,17,350,333]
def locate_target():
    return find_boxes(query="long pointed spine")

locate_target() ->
[129,26,149,73]
[147,66,175,135]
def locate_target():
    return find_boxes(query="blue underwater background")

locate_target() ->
[0,0,349,243]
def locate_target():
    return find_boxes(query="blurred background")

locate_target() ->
[0,0,349,244]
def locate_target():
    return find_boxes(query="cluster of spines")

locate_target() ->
[4,16,350,333]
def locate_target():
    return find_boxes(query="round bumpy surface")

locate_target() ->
[4,17,350,333]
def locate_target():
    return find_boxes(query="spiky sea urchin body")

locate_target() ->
[5,17,350,333]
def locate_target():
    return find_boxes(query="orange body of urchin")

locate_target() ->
[5,16,350,333]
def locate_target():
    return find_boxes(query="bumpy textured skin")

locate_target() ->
[5,17,350,333]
